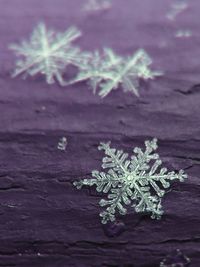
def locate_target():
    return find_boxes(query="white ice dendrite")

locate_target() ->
[10,23,82,85]
[83,0,112,12]
[69,48,162,98]
[74,139,187,224]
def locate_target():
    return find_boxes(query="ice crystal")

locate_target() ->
[10,23,82,85]
[175,29,192,38]
[69,48,123,93]
[166,1,188,21]
[69,48,162,98]
[74,138,187,224]
[57,137,67,151]
[83,0,112,12]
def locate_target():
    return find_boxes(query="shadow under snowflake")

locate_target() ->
[160,249,191,267]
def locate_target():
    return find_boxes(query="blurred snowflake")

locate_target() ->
[166,1,188,21]
[69,48,123,94]
[74,139,187,224]
[69,48,162,98]
[10,23,82,85]
[160,249,191,267]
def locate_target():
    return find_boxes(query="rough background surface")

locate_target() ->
[0,0,199,266]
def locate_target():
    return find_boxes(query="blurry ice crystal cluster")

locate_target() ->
[10,23,162,98]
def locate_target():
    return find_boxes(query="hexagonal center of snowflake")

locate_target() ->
[126,174,134,181]
[42,48,51,58]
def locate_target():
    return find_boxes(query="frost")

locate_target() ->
[83,0,112,12]
[10,23,82,85]
[69,48,162,98]
[74,138,187,224]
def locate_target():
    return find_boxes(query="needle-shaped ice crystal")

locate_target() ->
[74,139,187,224]
[69,48,162,98]
[10,23,82,85]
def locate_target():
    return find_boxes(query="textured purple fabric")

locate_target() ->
[0,0,199,266]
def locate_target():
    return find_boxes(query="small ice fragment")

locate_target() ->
[57,137,67,151]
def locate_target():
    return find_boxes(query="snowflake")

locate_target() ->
[74,138,187,224]
[10,23,82,85]
[69,48,162,98]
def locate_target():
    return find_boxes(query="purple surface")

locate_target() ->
[0,0,200,266]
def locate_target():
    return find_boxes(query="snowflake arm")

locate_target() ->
[74,139,187,224]
[10,23,82,85]
[68,48,122,93]
[98,49,163,98]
